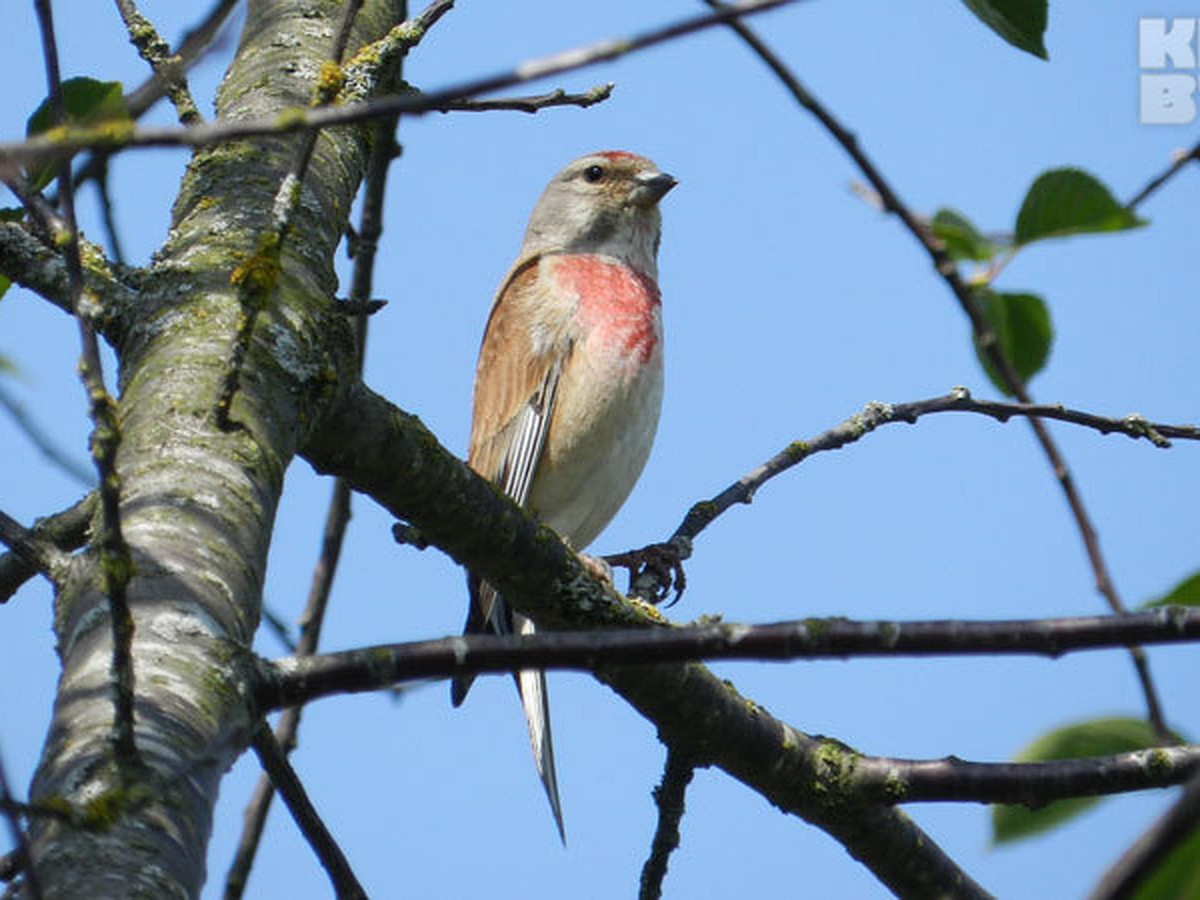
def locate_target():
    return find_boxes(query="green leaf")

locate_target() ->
[0,275,10,302]
[1015,169,1146,246]
[993,717,1165,844]
[973,290,1053,395]
[1133,824,1200,900]
[25,77,127,191]
[960,0,1049,60]
[0,208,25,223]
[1143,571,1200,609]
[931,208,997,262]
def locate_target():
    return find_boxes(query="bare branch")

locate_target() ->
[856,746,1200,806]
[32,0,139,775]
[639,749,694,900]
[1127,139,1200,211]
[700,5,1170,734]
[223,482,353,899]
[0,744,42,899]
[123,0,239,120]
[0,220,133,321]
[435,83,614,113]
[302,384,985,897]
[257,608,1200,706]
[113,0,202,125]
[0,0,798,169]
[1089,769,1200,900]
[668,390,1196,556]
[249,726,366,900]
[0,509,74,591]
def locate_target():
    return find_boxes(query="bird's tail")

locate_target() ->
[514,612,565,843]
[452,577,565,841]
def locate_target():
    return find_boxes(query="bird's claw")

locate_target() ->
[604,540,688,606]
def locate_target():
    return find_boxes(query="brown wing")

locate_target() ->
[468,256,573,507]
[456,254,570,840]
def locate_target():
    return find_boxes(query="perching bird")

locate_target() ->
[453,151,676,840]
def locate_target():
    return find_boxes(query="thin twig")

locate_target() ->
[123,0,239,120]
[0,495,93,602]
[0,510,72,587]
[248,726,366,900]
[91,154,126,264]
[639,749,694,900]
[65,0,239,201]
[705,3,1170,737]
[435,83,614,113]
[114,0,202,124]
[853,745,1200,805]
[1089,769,1200,900]
[222,484,351,900]
[33,0,140,773]
[258,607,1200,708]
[0,746,41,899]
[1126,139,1200,211]
[671,391,1196,546]
[0,0,799,169]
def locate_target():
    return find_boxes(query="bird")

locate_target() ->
[453,151,676,840]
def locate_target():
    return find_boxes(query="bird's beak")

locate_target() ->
[633,171,678,206]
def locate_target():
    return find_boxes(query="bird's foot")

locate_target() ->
[605,536,690,606]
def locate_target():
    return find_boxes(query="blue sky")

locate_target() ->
[2,2,1198,897]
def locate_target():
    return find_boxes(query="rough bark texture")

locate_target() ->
[25,2,401,896]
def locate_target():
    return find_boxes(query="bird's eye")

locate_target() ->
[583,165,605,183]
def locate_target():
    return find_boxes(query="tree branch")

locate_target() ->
[1126,138,1200,211]
[249,726,365,900]
[258,609,1200,703]
[114,0,202,125]
[0,748,42,899]
[0,509,73,590]
[33,0,140,777]
[0,494,92,602]
[1089,768,1200,900]
[0,0,799,168]
[122,0,239,120]
[855,746,1200,806]
[434,83,614,113]
[701,4,1170,735]
[0,220,133,324]
[301,386,981,897]
[669,391,1197,549]
[225,50,403,887]
[639,749,694,900]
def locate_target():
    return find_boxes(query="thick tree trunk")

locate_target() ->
[24,2,400,896]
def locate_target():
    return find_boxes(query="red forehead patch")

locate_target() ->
[597,150,642,163]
